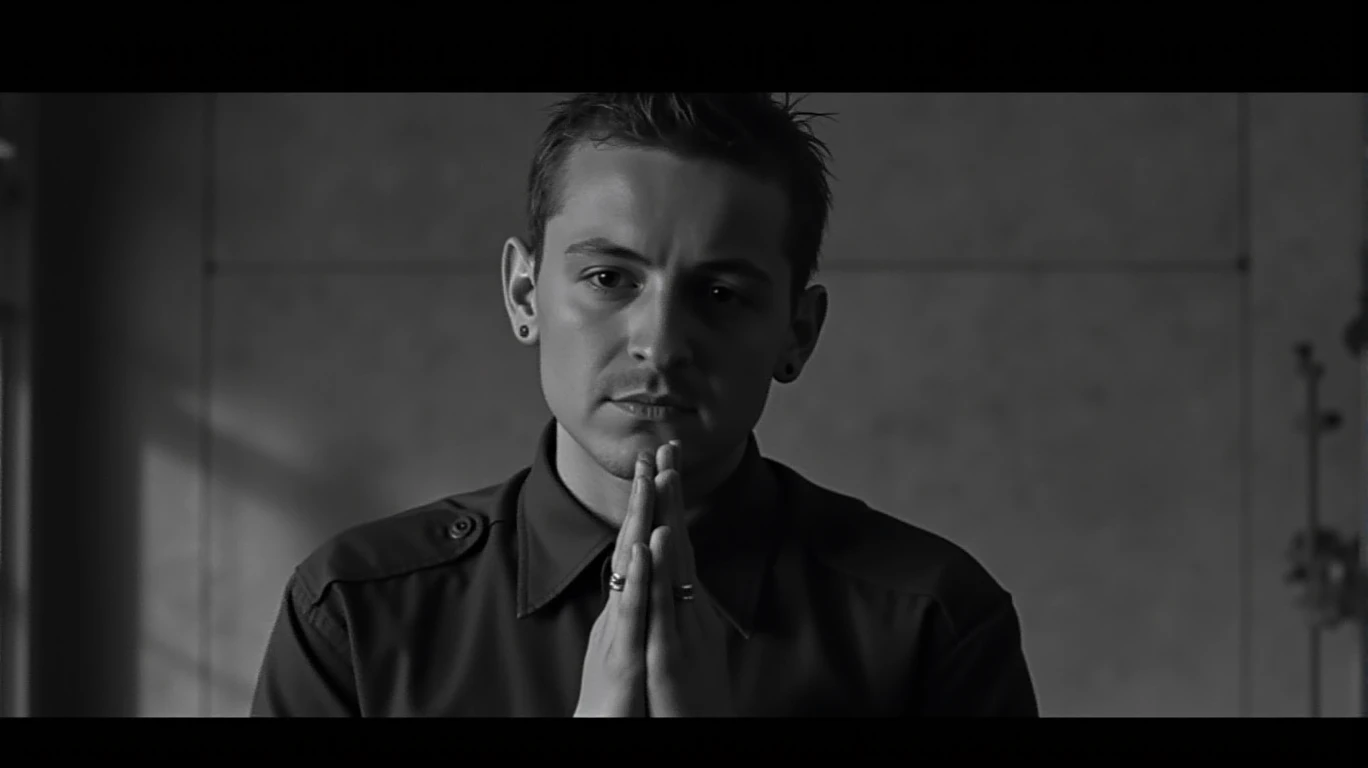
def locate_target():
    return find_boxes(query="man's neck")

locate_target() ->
[553,421,748,530]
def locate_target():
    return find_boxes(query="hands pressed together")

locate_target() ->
[574,441,736,717]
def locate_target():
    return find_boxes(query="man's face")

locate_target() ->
[530,142,798,480]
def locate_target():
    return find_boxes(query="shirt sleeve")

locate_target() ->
[917,595,1039,717]
[250,574,361,717]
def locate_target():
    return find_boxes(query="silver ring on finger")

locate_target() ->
[608,572,627,592]
[673,583,696,602]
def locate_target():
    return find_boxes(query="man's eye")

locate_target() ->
[587,270,630,292]
[709,284,754,308]
[710,285,738,303]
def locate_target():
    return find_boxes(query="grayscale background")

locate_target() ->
[0,92,1361,718]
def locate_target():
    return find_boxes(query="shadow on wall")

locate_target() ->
[24,96,399,716]
[30,92,539,717]
[135,344,392,716]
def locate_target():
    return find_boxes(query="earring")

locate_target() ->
[518,325,529,338]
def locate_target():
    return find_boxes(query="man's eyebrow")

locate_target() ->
[564,237,775,286]
[695,257,774,286]
[564,237,642,261]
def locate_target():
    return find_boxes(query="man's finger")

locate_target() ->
[671,466,699,585]
[655,468,696,587]
[655,441,668,474]
[649,526,676,637]
[617,542,651,647]
[654,442,684,532]
[612,452,655,578]
[658,442,706,637]
[664,442,695,581]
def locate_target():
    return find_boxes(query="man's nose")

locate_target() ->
[628,288,695,372]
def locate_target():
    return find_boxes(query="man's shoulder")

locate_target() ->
[773,461,1012,628]
[289,469,527,606]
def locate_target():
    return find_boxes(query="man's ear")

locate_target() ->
[502,237,539,344]
[775,284,828,383]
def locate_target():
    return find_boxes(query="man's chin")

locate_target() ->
[594,414,699,474]
[601,431,668,477]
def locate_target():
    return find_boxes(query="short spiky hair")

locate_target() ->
[525,93,836,306]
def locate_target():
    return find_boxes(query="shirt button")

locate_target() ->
[448,516,475,539]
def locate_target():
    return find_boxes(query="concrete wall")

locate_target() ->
[35,93,1365,716]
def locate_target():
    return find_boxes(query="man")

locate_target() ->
[251,93,1038,717]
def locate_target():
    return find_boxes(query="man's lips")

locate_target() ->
[610,397,698,420]
[612,393,696,411]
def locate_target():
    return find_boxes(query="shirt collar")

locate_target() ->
[516,419,781,639]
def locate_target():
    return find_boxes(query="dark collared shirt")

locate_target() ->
[251,420,1038,717]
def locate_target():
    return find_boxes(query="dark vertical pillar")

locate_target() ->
[27,93,140,717]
